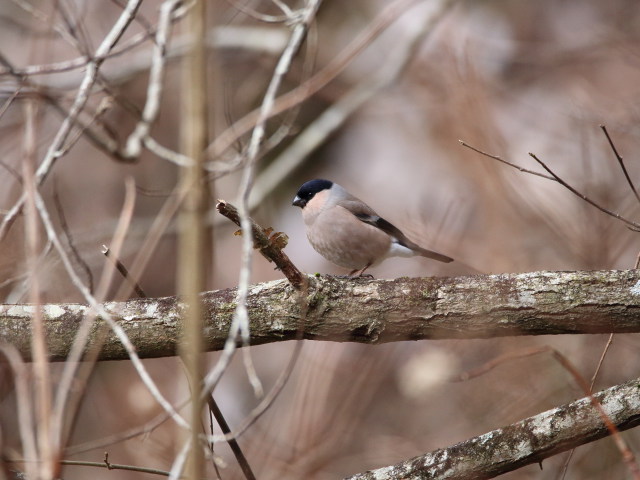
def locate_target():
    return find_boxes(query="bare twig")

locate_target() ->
[560,332,616,479]
[168,438,191,480]
[216,200,306,289]
[206,397,256,480]
[57,458,171,477]
[102,245,147,298]
[221,0,289,23]
[459,140,554,180]
[0,24,284,78]
[53,181,94,294]
[0,343,38,479]
[55,93,115,160]
[22,100,55,480]
[462,139,640,230]
[0,86,21,120]
[0,0,144,241]
[112,182,187,301]
[600,124,640,204]
[590,333,615,389]
[0,156,22,184]
[529,152,640,230]
[123,0,181,160]
[139,134,194,167]
[450,346,548,382]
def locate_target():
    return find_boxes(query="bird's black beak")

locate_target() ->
[292,195,305,208]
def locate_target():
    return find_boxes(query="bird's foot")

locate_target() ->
[356,273,374,279]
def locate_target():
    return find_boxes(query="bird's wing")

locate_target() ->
[352,212,406,242]
[352,211,454,264]
[337,199,399,237]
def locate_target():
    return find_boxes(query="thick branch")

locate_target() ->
[1,269,640,361]
[346,377,640,479]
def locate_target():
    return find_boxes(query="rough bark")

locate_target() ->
[1,269,640,361]
[345,377,640,479]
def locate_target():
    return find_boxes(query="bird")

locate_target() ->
[292,179,453,276]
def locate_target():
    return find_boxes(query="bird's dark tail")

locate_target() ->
[412,245,454,263]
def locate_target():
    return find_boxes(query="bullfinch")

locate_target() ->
[292,179,453,276]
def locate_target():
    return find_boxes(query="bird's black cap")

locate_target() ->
[292,179,333,208]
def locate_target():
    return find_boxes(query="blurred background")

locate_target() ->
[1,0,640,478]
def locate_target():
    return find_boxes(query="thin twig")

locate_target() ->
[529,152,640,230]
[600,124,640,204]
[450,346,548,382]
[590,334,615,389]
[561,333,617,479]
[0,0,144,241]
[58,458,171,477]
[53,181,94,294]
[168,438,191,480]
[0,157,22,184]
[559,450,575,480]
[0,343,38,479]
[140,134,194,167]
[112,183,188,301]
[123,0,181,160]
[42,93,125,162]
[221,0,289,23]
[2,0,165,77]
[459,140,555,180]
[0,86,21,120]
[102,245,147,298]
[206,406,223,479]
[23,99,55,480]
[206,398,256,480]
[54,95,114,160]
